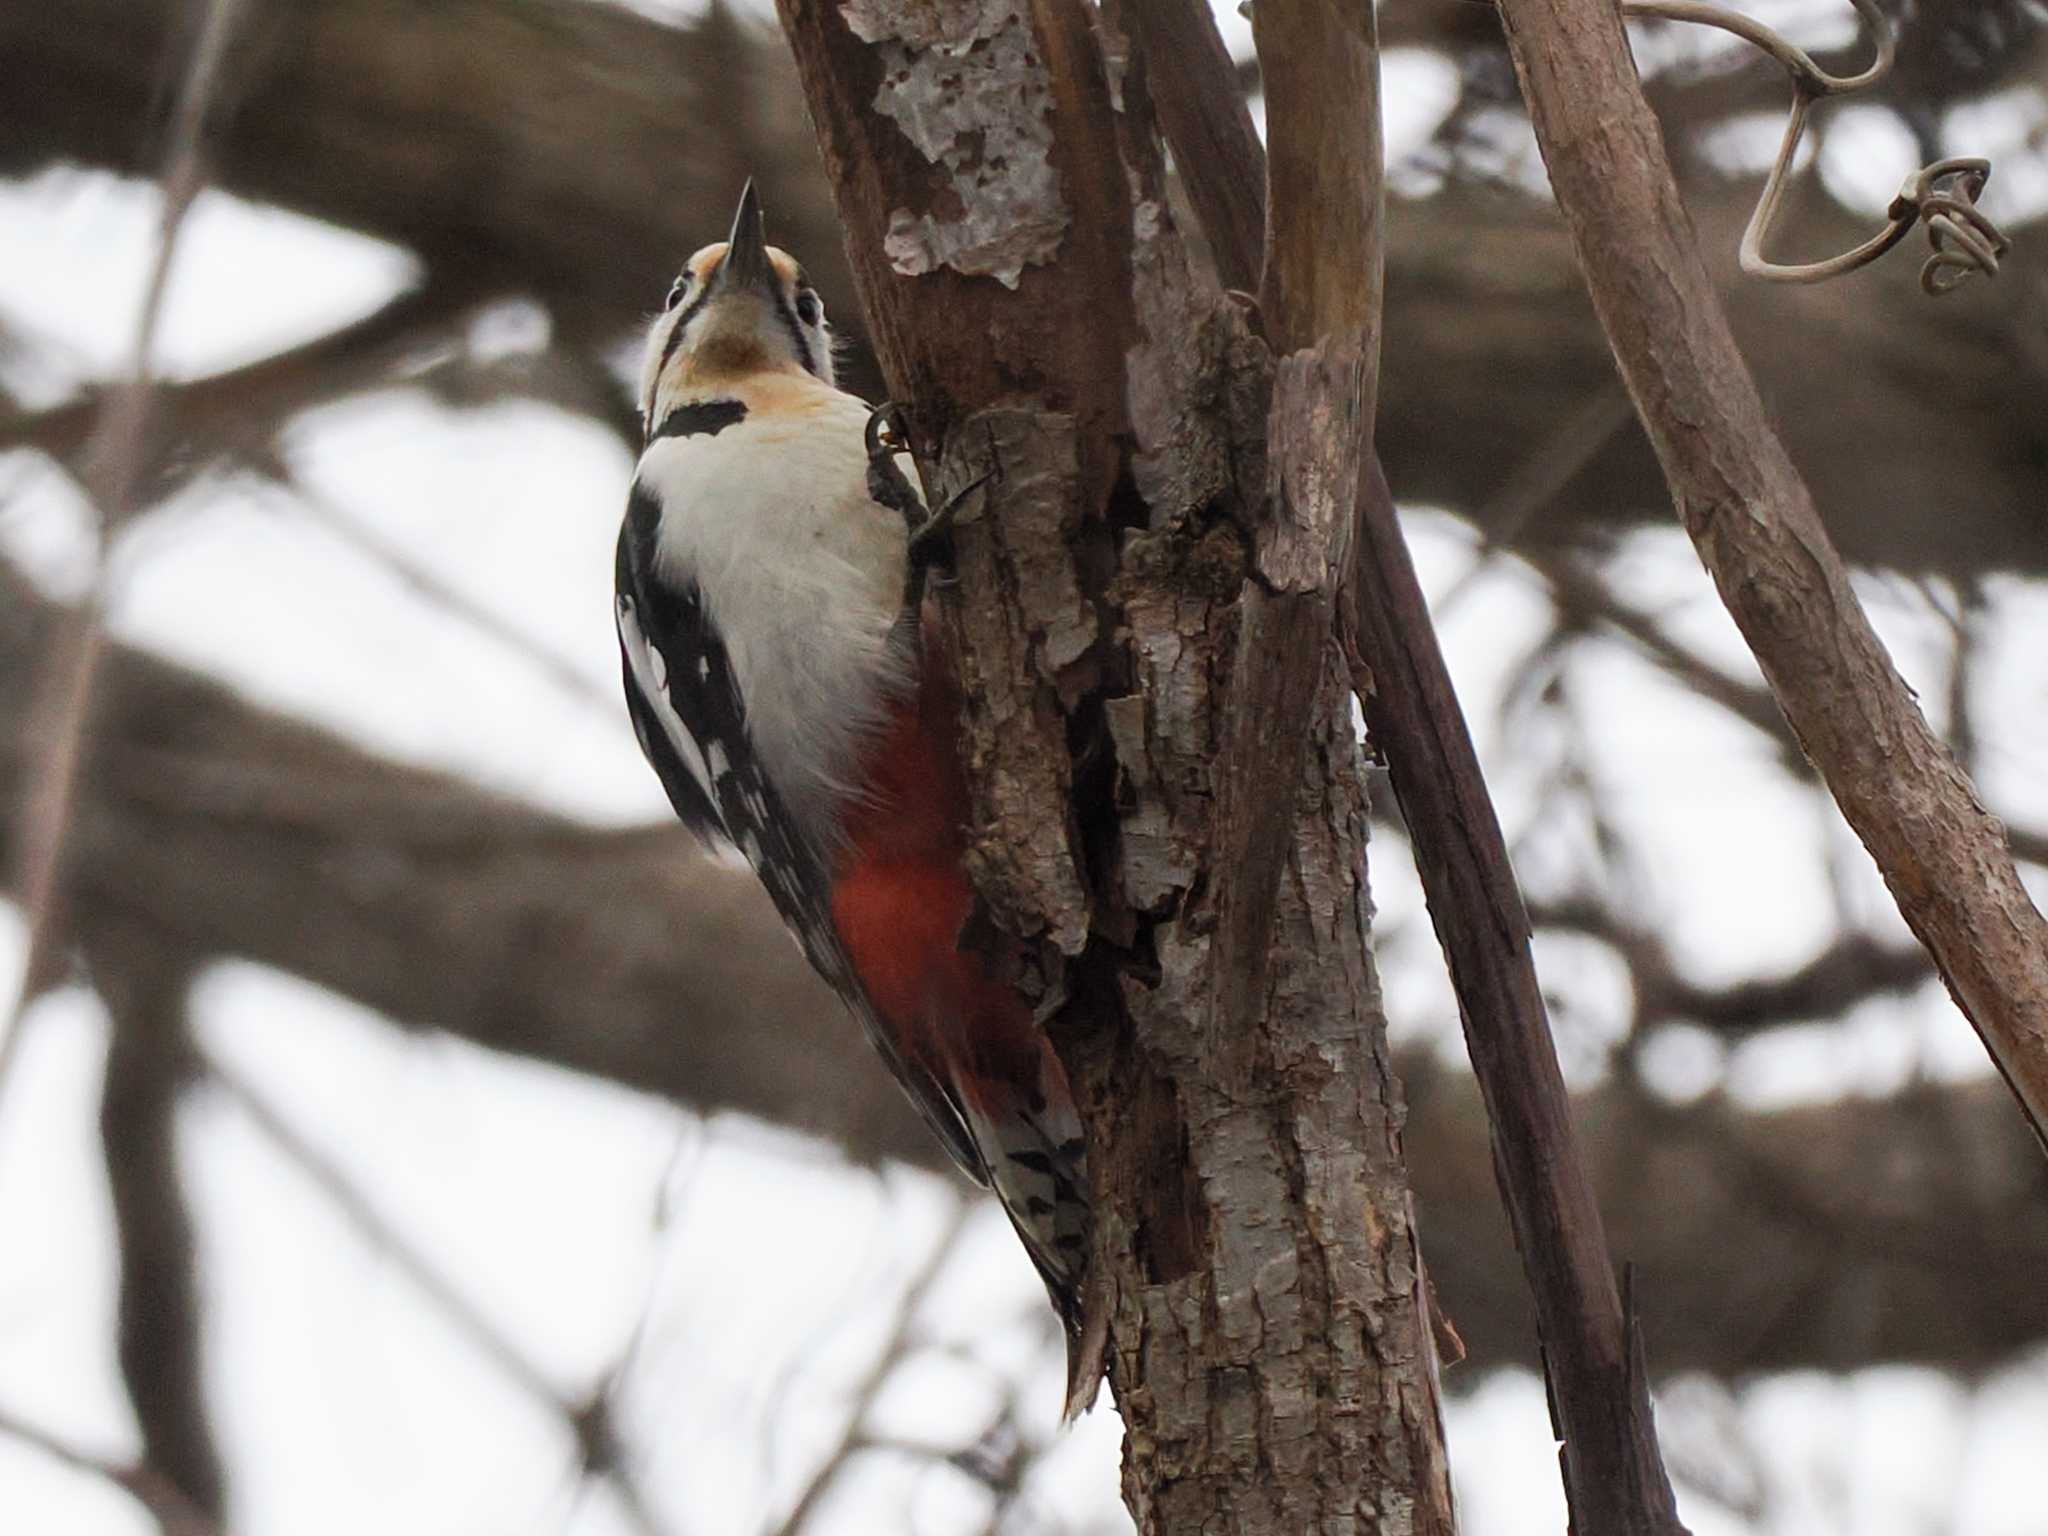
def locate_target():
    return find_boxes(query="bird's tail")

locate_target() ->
[951,1020,1105,1422]
[1057,1267,1111,1425]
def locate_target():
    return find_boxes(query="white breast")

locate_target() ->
[634,386,912,848]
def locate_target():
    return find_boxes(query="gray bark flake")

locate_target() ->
[839,0,1068,288]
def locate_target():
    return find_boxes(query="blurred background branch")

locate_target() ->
[6,0,2042,570]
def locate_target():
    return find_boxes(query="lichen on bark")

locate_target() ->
[839,0,1069,287]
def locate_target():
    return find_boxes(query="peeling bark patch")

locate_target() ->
[840,0,1067,288]
[1263,342,1365,593]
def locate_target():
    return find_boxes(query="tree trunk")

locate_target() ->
[772,2,1452,1527]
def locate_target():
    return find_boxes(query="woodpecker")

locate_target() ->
[615,183,1103,1419]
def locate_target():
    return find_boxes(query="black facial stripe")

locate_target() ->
[654,284,715,389]
[771,289,822,379]
[650,399,747,443]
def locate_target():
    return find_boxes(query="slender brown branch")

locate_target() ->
[1493,0,2048,1151]
[1344,461,1689,1533]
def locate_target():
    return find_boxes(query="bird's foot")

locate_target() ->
[865,401,924,531]
[866,400,988,575]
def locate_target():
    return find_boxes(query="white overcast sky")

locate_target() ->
[2,3,2046,1533]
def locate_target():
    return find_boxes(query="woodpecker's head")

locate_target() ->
[639,181,834,432]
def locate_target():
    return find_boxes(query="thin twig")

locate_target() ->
[771,1197,971,1536]
[202,1049,677,1536]
[0,0,251,1088]
[0,1404,221,1536]
[1429,383,1634,622]
[251,465,623,719]
[1623,0,2010,292]
[1526,546,1801,761]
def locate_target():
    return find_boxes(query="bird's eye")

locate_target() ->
[664,276,690,312]
[794,288,822,326]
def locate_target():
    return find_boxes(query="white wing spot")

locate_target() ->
[619,602,716,809]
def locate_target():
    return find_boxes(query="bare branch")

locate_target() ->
[1136,0,1685,1523]
[0,0,253,1086]
[1532,895,1932,1037]
[1349,451,1689,1533]
[202,1050,676,1536]
[771,1199,970,1536]
[1495,0,2048,1151]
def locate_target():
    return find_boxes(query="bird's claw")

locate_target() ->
[908,471,990,570]
[865,400,928,538]
[867,400,991,571]
[865,400,910,462]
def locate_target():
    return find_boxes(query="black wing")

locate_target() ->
[614,481,987,1181]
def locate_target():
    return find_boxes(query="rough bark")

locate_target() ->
[1152,0,1685,1523]
[5,562,2046,1379]
[1493,0,2048,1151]
[773,0,1451,1526]
[5,0,2042,574]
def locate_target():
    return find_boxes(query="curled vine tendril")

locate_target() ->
[1622,0,2012,295]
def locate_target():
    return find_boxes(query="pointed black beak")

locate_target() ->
[715,179,774,294]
